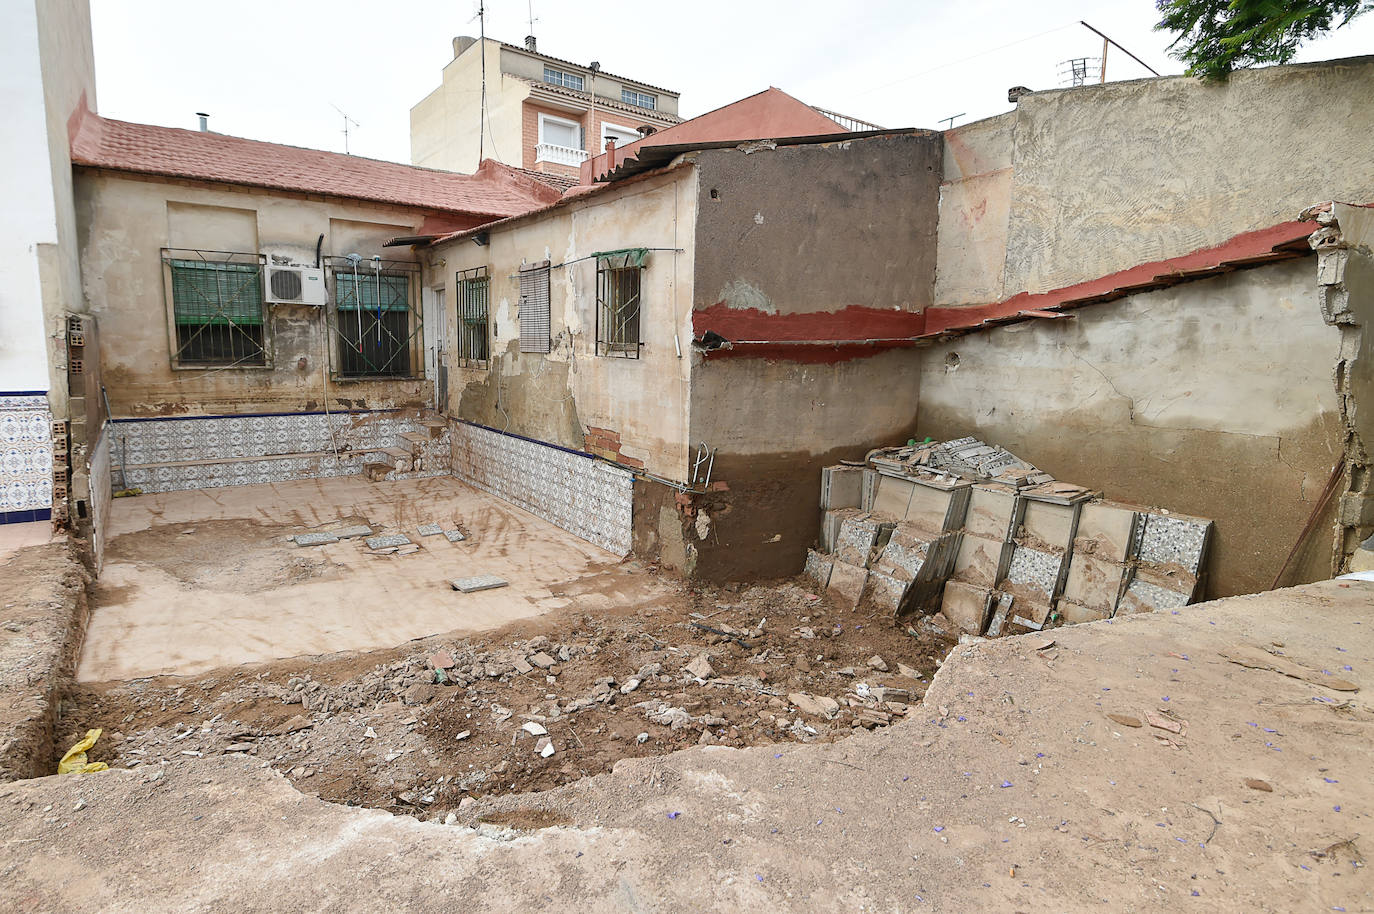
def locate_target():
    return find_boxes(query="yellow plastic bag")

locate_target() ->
[58,728,109,774]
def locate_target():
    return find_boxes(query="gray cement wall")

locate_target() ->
[685,134,940,581]
[917,258,1341,598]
[934,56,1374,306]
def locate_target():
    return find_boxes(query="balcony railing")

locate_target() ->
[535,143,590,167]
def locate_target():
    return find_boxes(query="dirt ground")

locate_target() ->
[59,574,955,813]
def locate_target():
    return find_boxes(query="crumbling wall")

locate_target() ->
[0,542,88,782]
[685,134,940,581]
[1311,203,1374,571]
[934,56,1374,305]
[917,258,1342,598]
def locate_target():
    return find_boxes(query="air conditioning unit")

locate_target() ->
[264,264,327,305]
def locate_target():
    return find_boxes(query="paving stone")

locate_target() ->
[964,485,1017,541]
[1073,502,1137,562]
[1019,500,1076,550]
[1062,553,1125,612]
[820,465,864,510]
[1005,544,1063,602]
[834,515,881,567]
[1117,577,1191,613]
[826,560,868,611]
[864,570,908,613]
[528,651,556,669]
[331,525,373,540]
[449,574,508,593]
[293,532,339,547]
[1137,513,1210,572]
[416,523,443,537]
[905,481,960,534]
[443,529,466,542]
[366,534,413,550]
[871,475,915,518]
[804,549,833,589]
[1056,600,1111,625]
[940,580,993,635]
[951,534,1003,587]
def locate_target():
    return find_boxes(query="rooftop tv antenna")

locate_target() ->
[939,112,965,130]
[1078,21,1161,83]
[330,103,360,155]
[527,0,538,38]
[472,0,488,161]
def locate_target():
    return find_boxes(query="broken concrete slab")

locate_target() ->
[963,484,1017,541]
[826,560,868,611]
[788,692,840,719]
[820,465,864,510]
[1004,544,1064,603]
[804,549,834,590]
[528,652,556,669]
[1073,501,1137,563]
[365,534,413,550]
[1137,512,1211,573]
[940,580,993,635]
[293,532,339,547]
[443,529,466,543]
[820,508,860,554]
[871,474,916,518]
[863,570,908,613]
[685,656,715,680]
[331,525,373,540]
[1056,600,1111,625]
[874,525,938,581]
[951,534,1003,588]
[1018,499,1076,551]
[1062,553,1126,613]
[417,524,443,537]
[834,514,883,567]
[1117,576,1191,614]
[449,575,509,593]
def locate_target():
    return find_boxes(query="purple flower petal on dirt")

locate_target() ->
[1000,780,1013,788]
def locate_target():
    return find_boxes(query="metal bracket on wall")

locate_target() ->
[691,442,717,489]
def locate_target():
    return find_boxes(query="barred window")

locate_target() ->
[595,249,646,358]
[457,267,490,368]
[163,251,267,367]
[333,269,414,378]
[519,261,551,354]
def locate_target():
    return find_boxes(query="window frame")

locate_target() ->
[600,120,640,148]
[161,248,270,370]
[595,253,645,359]
[518,260,552,354]
[621,88,657,110]
[543,66,584,91]
[324,256,423,381]
[455,266,491,369]
[537,112,583,152]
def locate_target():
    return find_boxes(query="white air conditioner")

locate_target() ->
[264,264,327,305]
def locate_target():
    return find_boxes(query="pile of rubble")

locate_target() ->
[806,437,1212,638]
[64,581,952,813]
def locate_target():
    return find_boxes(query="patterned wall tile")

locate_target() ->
[0,394,54,515]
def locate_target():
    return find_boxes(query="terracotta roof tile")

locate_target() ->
[69,110,558,217]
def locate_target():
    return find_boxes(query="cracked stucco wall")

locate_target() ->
[1311,203,1374,571]
[916,257,1343,598]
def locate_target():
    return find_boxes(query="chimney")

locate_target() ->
[196,112,210,132]
[525,35,537,52]
[453,36,476,57]
[605,138,617,169]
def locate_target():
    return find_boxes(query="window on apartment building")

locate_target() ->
[595,249,646,358]
[519,261,552,354]
[164,251,267,367]
[621,88,656,110]
[329,260,420,378]
[537,113,582,152]
[456,266,490,367]
[601,122,639,148]
[543,66,584,91]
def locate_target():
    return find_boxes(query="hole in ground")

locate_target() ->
[57,579,953,818]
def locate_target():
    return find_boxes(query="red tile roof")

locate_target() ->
[68,109,559,217]
[694,219,1318,362]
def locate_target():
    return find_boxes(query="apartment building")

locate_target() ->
[410,35,682,178]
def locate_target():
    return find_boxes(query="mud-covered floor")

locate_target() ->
[60,577,952,812]
[79,475,672,681]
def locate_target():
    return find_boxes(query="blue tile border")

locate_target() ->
[0,508,52,525]
[110,407,408,424]
[0,390,48,398]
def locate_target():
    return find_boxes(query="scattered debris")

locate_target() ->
[1219,645,1360,691]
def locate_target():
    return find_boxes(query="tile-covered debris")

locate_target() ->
[809,437,1213,637]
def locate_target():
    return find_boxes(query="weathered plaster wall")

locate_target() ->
[684,134,940,581]
[933,113,1013,307]
[934,56,1374,305]
[410,38,528,173]
[76,170,437,416]
[917,259,1342,598]
[432,168,696,482]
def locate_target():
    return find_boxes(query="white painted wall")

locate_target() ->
[0,0,59,392]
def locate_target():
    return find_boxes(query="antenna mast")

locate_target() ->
[330,103,360,155]
[478,0,487,163]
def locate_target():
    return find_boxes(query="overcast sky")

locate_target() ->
[90,0,1374,166]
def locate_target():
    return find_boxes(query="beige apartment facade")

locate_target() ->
[411,36,682,178]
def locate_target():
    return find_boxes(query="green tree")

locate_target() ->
[1157,0,1373,79]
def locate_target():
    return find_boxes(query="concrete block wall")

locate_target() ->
[451,420,633,556]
